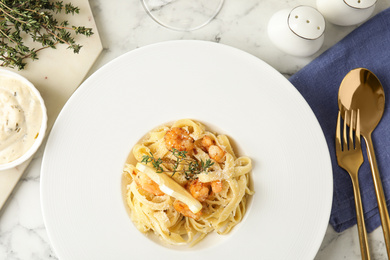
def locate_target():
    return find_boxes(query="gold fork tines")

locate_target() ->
[336,109,370,260]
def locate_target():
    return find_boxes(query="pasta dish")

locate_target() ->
[122,119,253,246]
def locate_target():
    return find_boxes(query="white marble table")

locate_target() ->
[1,0,390,259]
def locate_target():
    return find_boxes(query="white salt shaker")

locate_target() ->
[317,0,376,26]
[268,6,325,57]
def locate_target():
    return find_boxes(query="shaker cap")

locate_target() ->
[288,6,325,40]
[344,0,377,9]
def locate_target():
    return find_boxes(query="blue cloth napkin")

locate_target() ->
[289,8,390,233]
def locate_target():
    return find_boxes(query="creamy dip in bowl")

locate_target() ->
[0,69,47,171]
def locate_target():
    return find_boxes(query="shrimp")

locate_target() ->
[164,127,194,153]
[208,145,225,163]
[188,179,223,202]
[133,170,164,196]
[188,179,210,202]
[175,179,223,219]
[211,180,223,193]
[173,200,202,220]
[200,135,214,151]
[199,136,225,163]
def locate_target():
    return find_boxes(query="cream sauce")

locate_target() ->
[0,75,43,164]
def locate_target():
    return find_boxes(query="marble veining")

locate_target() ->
[1,0,390,259]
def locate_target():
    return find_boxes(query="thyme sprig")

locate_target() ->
[141,148,214,180]
[0,0,93,70]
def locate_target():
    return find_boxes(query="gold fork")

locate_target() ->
[335,109,370,260]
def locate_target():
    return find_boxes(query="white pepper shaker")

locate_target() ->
[268,6,326,57]
[317,0,377,26]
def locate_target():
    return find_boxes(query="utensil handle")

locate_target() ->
[364,134,390,258]
[351,174,371,260]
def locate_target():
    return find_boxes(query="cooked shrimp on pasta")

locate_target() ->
[122,119,253,246]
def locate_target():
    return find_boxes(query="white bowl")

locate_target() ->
[0,69,47,171]
[40,41,332,259]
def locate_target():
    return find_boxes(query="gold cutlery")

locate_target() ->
[336,109,370,260]
[338,68,389,257]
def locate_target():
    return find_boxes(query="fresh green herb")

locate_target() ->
[0,0,93,70]
[171,148,187,177]
[141,148,215,180]
[141,153,164,173]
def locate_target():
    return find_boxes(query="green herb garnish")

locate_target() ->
[0,0,93,70]
[141,148,214,180]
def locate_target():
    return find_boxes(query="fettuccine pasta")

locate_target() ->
[122,119,253,246]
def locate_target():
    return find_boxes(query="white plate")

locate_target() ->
[41,40,332,260]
